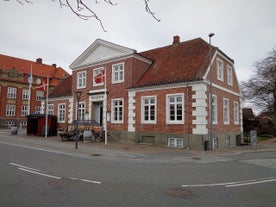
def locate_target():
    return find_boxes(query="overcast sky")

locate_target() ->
[1,0,275,83]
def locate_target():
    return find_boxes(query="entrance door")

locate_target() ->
[93,102,103,126]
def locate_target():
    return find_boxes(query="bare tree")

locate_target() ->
[241,49,276,135]
[4,0,160,31]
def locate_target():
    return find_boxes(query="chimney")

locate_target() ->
[52,63,56,68]
[36,58,42,64]
[173,35,180,45]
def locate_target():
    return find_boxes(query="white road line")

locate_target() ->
[226,178,276,188]
[9,162,41,172]
[80,179,102,184]
[182,177,276,188]
[18,167,61,180]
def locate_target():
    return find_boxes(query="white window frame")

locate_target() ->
[141,96,156,124]
[227,65,233,86]
[22,88,29,100]
[93,67,104,86]
[21,105,29,116]
[168,138,183,148]
[76,101,85,121]
[36,90,44,101]
[211,95,218,124]
[234,101,239,125]
[111,99,124,123]
[58,103,66,123]
[166,93,184,124]
[6,105,16,116]
[77,71,86,89]
[35,107,41,114]
[7,87,17,99]
[48,104,54,115]
[217,58,224,81]
[112,62,124,84]
[223,98,230,125]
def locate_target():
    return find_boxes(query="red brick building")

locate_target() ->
[49,36,243,149]
[0,54,69,128]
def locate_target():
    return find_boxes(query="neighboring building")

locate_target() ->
[49,36,243,149]
[0,54,69,128]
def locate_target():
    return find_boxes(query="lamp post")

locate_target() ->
[209,33,215,150]
[75,90,82,149]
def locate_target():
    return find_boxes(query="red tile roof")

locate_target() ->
[134,38,215,88]
[48,75,72,98]
[0,54,69,86]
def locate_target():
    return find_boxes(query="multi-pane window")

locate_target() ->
[234,101,239,124]
[168,138,183,148]
[167,94,184,124]
[211,95,218,124]
[21,105,29,116]
[7,87,17,99]
[142,96,156,123]
[93,67,104,86]
[112,63,124,83]
[48,104,54,115]
[22,89,29,100]
[223,98,230,124]
[35,107,41,114]
[77,71,86,88]
[217,59,224,81]
[36,91,44,101]
[227,65,233,86]
[112,99,123,123]
[58,104,66,122]
[77,102,85,121]
[6,105,16,116]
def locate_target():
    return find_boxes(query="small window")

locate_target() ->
[227,65,233,86]
[7,87,17,99]
[166,94,184,124]
[36,91,44,101]
[234,101,239,124]
[58,104,66,123]
[22,89,29,100]
[211,95,217,124]
[48,104,54,115]
[217,59,224,81]
[21,105,29,116]
[77,71,86,89]
[6,105,16,116]
[112,99,124,123]
[112,63,124,83]
[223,98,230,124]
[168,138,183,148]
[77,102,86,121]
[141,96,156,124]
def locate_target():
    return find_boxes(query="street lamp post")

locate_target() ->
[75,90,82,149]
[209,33,215,150]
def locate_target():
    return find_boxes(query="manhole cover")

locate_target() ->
[165,188,194,199]
[48,178,73,188]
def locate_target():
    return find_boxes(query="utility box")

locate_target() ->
[27,114,57,136]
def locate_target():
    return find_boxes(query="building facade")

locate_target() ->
[0,54,69,128]
[49,36,243,149]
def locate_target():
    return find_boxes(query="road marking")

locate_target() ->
[10,162,40,172]
[182,177,276,188]
[226,178,276,188]
[18,167,61,179]
[80,179,102,184]
[10,162,102,185]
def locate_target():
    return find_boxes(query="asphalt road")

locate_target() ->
[0,141,276,207]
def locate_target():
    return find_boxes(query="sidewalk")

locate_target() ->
[1,129,276,164]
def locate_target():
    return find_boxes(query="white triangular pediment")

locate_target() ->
[70,39,136,69]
